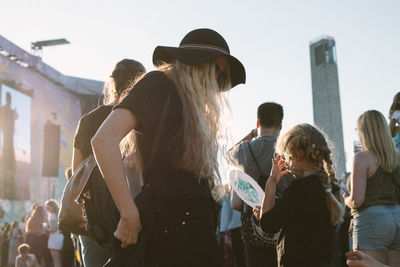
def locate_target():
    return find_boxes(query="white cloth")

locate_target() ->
[47,212,64,250]
[392,110,400,121]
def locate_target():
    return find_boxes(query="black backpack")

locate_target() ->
[82,92,172,267]
[81,166,156,267]
[240,143,280,247]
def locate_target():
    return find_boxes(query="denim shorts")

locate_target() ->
[353,204,400,251]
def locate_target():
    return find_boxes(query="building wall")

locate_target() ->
[0,52,82,221]
[310,38,346,179]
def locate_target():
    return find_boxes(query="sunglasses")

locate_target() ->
[215,64,227,85]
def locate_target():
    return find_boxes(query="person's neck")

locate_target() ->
[300,161,317,178]
[259,127,280,137]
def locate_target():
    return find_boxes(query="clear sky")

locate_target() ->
[1,0,400,175]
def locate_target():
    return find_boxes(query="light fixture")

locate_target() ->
[0,50,10,56]
[8,55,17,61]
[31,38,70,51]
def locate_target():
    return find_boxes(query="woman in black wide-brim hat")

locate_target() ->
[92,28,246,266]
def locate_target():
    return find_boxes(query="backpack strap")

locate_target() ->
[247,142,263,176]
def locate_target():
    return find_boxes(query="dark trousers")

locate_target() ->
[26,233,51,267]
[61,231,75,267]
[231,228,246,267]
[244,240,277,267]
[154,197,222,267]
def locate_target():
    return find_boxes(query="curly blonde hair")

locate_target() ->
[276,123,345,225]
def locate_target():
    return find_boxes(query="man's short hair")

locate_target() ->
[257,102,283,128]
[18,243,30,254]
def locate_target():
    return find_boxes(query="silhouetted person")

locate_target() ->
[0,92,18,199]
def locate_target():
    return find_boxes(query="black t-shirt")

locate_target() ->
[73,105,113,159]
[260,174,334,267]
[114,71,212,204]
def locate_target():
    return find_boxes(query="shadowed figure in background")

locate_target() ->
[72,58,145,267]
[228,102,293,267]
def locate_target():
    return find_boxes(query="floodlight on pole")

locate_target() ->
[31,38,70,51]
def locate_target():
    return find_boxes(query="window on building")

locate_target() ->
[315,45,326,65]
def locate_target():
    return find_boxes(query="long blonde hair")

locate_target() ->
[276,123,345,225]
[122,60,231,188]
[358,110,399,172]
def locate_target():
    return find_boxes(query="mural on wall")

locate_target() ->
[0,84,31,200]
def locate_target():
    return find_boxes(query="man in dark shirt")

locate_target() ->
[228,102,293,267]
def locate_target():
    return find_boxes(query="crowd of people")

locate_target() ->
[0,199,76,267]
[1,28,399,267]
[219,103,400,267]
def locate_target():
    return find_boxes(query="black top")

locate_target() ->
[353,167,400,215]
[260,175,334,267]
[114,71,213,205]
[73,105,113,158]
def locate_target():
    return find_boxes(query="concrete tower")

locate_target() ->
[310,37,346,179]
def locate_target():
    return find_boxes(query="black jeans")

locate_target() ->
[231,228,246,267]
[154,195,222,267]
[244,240,277,267]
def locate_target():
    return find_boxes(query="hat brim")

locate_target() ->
[153,46,246,88]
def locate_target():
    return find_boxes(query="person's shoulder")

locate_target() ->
[79,105,112,123]
[235,140,250,154]
[136,71,173,87]
[282,178,303,196]
[86,105,113,117]
[80,106,112,130]
[286,175,320,191]
[253,135,277,143]
[283,175,323,201]
[129,71,176,98]
[353,150,375,168]
[354,150,370,160]
[300,174,323,187]
[144,70,169,80]
[287,177,302,187]
[251,136,276,150]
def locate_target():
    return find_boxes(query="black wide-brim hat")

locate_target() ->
[153,28,246,89]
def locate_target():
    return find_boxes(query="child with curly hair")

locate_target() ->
[254,123,345,267]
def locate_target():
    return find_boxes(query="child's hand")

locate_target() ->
[269,155,289,185]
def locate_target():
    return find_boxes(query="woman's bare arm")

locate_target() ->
[345,152,368,209]
[91,109,140,247]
